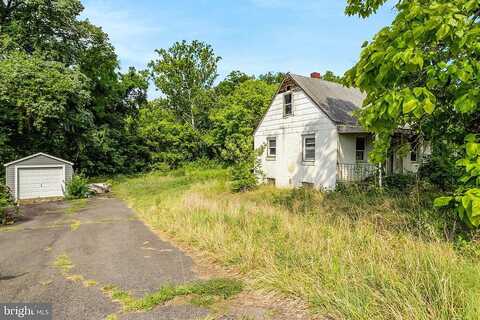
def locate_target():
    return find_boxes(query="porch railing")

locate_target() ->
[336,163,378,183]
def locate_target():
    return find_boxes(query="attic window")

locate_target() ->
[283,93,293,117]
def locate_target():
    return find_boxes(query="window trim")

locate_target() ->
[283,92,293,118]
[302,134,316,162]
[355,136,366,163]
[266,137,277,160]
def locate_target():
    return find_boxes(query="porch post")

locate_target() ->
[378,162,383,188]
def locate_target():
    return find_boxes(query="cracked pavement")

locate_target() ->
[0,197,210,320]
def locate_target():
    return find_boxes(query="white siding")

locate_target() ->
[254,89,338,189]
[337,133,373,164]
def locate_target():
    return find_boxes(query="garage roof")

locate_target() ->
[3,152,74,167]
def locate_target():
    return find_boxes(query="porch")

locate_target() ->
[336,162,378,183]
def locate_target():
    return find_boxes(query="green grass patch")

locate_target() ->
[53,254,74,272]
[103,278,243,312]
[69,219,81,231]
[65,198,88,215]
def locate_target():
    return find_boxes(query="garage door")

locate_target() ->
[18,167,64,200]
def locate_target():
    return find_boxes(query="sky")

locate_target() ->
[81,0,396,98]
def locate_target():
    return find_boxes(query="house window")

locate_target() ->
[356,137,366,162]
[411,143,418,162]
[283,93,293,117]
[266,178,276,185]
[267,137,276,159]
[303,134,315,161]
[302,182,314,189]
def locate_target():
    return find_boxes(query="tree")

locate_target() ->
[258,71,286,85]
[0,0,150,177]
[137,100,201,168]
[149,40,221,130]
[321,70,344,84]
[344,0,480,227]
[215,70,253,97]
[0,52,92,166]
[208,79,277,163]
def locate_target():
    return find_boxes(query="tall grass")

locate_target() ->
[113,167,480,320]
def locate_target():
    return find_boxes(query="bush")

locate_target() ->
[229,141,264,192]
[66,175,92,199]
[383,173,417,191]
[0,184,17,225]
[418,154,461,191]
[230,161,258,192]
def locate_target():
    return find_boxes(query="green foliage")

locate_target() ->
[137,101,201,168]
[257,71,286,85]
[384,173,417,191]
[66,175,91,199]
[209,79,277,163]
[215,70,253,97]
[230,140,264,192]
[0,184,17,225]
[0,0,149,177]
[345,0,480,227]
[419,153,462,191]
[434,135,480,227]
[345,0,389,18]
[321,70,344,84]
[149,40,221,130]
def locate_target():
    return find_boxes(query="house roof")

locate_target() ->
[3,152,74,167]
[289,73,365,126]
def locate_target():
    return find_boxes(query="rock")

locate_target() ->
[88,183,111,194]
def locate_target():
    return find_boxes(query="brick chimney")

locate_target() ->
[310,72,321,79]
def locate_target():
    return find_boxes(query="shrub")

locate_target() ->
[230,142,264,192]
[0,184,17,224]
[230,161,258,192]
[66,175,92,199]
[383,173,417,191]
[418,154,461,191]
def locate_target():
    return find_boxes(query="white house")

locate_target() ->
[254,72,425,189]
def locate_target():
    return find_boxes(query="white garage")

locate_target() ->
[4,153,74,201]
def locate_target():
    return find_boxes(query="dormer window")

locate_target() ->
[283,92,293,117]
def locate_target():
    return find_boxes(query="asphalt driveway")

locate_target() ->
[0,197,210,320]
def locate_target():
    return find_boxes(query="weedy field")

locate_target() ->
[113,165,480,320]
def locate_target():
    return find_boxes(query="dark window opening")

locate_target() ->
[356,137,366,162]
[284,93,293,117]
[411,144,418,162]
[267,178,276,185]
[302,182,314,189]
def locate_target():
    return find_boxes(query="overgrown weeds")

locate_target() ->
[0,184,17,225]
[113,168,480,320]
